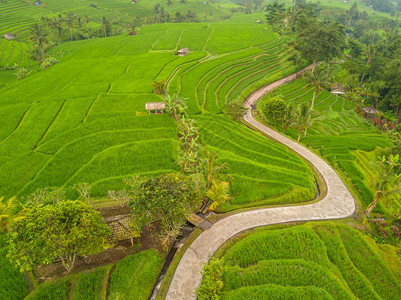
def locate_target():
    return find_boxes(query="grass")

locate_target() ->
[256,79,393,211]
[0,234,29,300]
[0,23,317,214]
[22,249,162,299]
[73,266,111,300]
[214,222,401,299]
[108,249,163,300]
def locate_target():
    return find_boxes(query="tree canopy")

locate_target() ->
[7,200,110,273]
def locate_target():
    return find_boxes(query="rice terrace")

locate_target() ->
[0,0,401,300]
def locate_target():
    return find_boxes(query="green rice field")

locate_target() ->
[257,80,393,211]
[0,22,316,212]
[22,249,162,300]
[215,222,401,299]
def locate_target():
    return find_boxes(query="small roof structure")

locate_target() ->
[331,83,345,95]
[4,33,16,40]
[34,1,41,5]
[104,214,139,243]
[129,31,137,36]
[256,20,262,24]
[145,102,165,114]
[362,106,379,115]
[178,47,189,56]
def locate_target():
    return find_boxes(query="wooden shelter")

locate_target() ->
[177,47,189,56]
[104,214,139,245]
[4,33,16,40]
[145,102,165,114]
[129,31,137,36]
[362,106,379,117]
[331,83,345,95]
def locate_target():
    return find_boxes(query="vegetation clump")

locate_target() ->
[7,200,110,273]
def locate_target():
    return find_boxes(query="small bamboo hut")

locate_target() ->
[104,214,139,245]
[177,47,189,56]
[362,106,379,117]
[145,102,165,114]
[3,33,16,40]
[331,83,345,95]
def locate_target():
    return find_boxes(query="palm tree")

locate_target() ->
[282,102,295,133]
[65,13,76,41]
[84,15,91,39]
[102,17,109,37]
[0,197,27,232]
[302,67,330,135]
[293,102,312,142]
[206,181,231,211]
[203,150,229,189]
[366,155,401,215]
[30,23,48,61]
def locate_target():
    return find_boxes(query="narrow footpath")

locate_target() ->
[165,67,356,300]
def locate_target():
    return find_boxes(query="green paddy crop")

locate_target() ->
[257,79,393,210]
[214,222,401,299]
[0,22,315,213]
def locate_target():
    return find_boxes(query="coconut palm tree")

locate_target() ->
[302,67,330,135]
[206,181,231,211]
[30,23,48,61]
[0,197,27,232]
[203,150,229,189]
[293,102,312,142]
[366,155,401,215]
[65,13,76,41]
[282,102,295,133]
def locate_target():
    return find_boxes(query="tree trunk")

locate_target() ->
[297,132,301,142]
[366,199,378,215]
[304,91,316,136]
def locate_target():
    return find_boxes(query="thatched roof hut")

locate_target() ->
[178,47,189,56]
[362,106,379,116]
[104,214,139,244]
[145,102,165,114]
[331,83,345,95]
[4,33,16,40]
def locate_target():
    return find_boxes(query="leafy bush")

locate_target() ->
[262,96,286,125]
[196,258,224,300]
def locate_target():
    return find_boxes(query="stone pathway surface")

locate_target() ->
[165,67,356,300]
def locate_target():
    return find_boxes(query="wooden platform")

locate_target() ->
[187,213,213,230]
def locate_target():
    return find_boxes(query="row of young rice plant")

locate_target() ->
[195,114,316,211]
[19,249,162,300]
[214,222,401,299]
[0,234,29,300]
[0,23,317,214]
[256,79,393,211]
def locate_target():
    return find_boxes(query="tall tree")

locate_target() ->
[30,23,48,61]
[302,66,330,134]
[65,13,76,41]
[7,200,110,273]
[293,102,312,141]
[296,21,346,63]
[366,155,401,214]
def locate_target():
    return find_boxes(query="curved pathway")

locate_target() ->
[165,66,355,300]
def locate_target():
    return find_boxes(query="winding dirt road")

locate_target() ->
[165,67,356,299]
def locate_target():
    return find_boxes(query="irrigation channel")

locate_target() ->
[164,65,356,299]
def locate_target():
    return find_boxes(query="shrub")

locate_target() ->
[263,96,286,126]
[196,258,224,300]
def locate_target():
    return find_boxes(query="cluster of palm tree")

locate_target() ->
[202,151,231,211]
[276,66,330,141]
[164,94,232,210]
[0,197,27,233]
[366,154,401,215]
